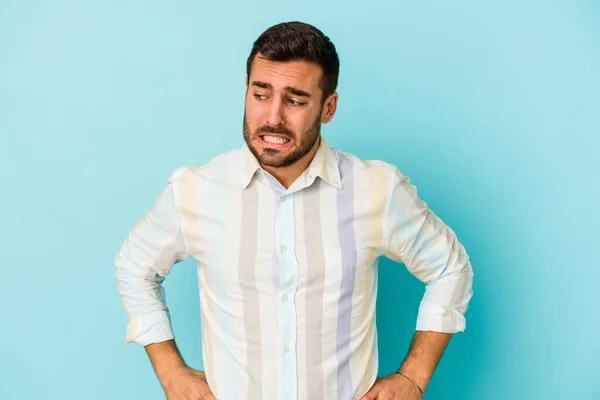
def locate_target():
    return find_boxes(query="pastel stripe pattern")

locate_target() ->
[336,154,355,400]
[114,137,474,400]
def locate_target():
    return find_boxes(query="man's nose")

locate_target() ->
[266,98,285,127]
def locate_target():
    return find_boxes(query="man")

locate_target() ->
[115,21,473,400]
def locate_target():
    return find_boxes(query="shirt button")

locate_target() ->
[282,294,288,301]
[281,245,287,253]
[284,345,290,353]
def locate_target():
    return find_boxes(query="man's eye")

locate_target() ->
[287,98,304,106]
[254,94,266,100]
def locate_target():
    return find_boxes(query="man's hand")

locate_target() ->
[359,373,422,400]
[161,367,216,400]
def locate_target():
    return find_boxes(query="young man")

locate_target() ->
[115,21,473,400]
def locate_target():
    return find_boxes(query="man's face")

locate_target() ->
[243,55,326,168]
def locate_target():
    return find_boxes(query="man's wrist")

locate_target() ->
[156,362,188,380]
[397,365,431,391]
[395,370,425,398]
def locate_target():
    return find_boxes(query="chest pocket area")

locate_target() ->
[321,248,371,319]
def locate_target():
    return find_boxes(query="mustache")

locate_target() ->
[256,125,294,138]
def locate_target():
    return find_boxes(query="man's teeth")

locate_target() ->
[263,135,290,144]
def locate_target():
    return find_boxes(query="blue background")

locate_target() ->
[1,1,599,399]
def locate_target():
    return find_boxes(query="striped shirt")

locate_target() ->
[114,137,474,400]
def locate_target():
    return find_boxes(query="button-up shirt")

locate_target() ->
[114,137,474,400]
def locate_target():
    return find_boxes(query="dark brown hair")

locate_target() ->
[246,21,340,103]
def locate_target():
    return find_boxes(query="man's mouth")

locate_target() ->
[259,134,292,147]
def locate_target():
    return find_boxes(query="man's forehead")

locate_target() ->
[250,56,322,90]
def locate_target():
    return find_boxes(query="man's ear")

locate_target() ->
[321,92,339,124]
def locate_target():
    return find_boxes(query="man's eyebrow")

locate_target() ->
[251,81,272,89]
[250,81,312,98]
[285,86,311,98]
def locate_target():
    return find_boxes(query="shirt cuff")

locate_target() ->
[415,300,467,334]
[125,310,175,346]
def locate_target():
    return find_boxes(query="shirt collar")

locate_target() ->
[240,136,342,190]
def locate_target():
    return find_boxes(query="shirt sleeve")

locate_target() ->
[114,168,191,346]
[384,166,474,334]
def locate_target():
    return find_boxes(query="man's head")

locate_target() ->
[243,21,340,170]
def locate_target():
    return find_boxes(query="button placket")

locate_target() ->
[275,193,298,400]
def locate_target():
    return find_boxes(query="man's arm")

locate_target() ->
[114,169,216,399]
[145,340,188,382]
[114,168,190,346]
[384,165,474,390]
[397,331,452,392]
[145,340,215,400]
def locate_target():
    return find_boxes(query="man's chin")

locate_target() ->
[255,144,291,161]
[256,155,289,168]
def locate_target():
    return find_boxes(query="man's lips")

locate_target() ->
[258,134,293,148]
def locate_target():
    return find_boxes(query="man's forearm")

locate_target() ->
[145,340,213,398]
[397,330,452,392]
[145,339,191,382]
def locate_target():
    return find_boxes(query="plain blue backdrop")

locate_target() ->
[1,1,599,399]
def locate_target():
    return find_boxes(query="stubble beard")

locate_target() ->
[242,110,322,168]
